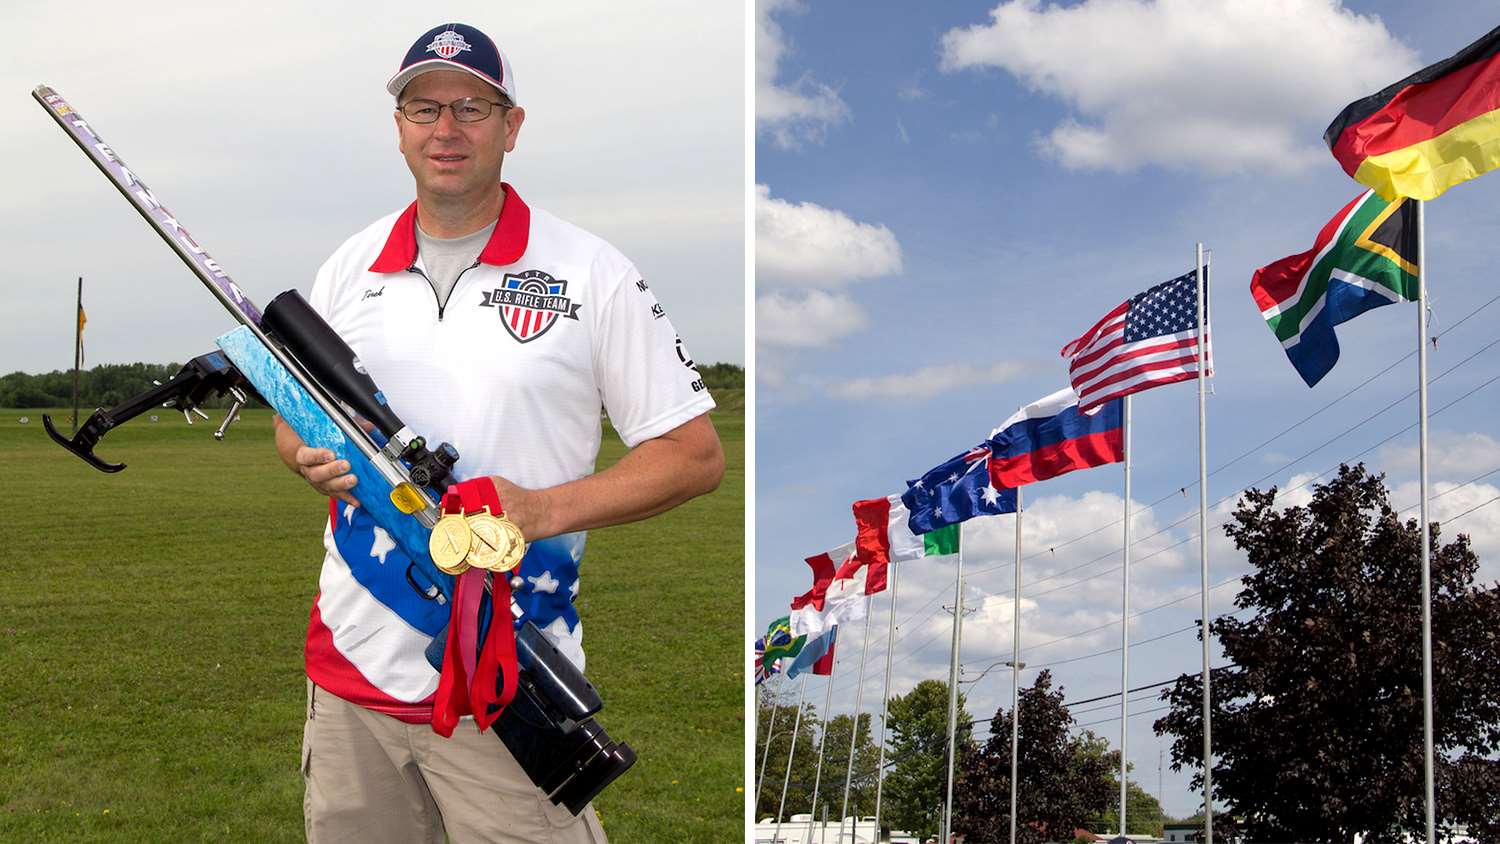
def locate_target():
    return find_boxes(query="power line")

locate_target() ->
[1073,704,1173,730]
[951,296,1500,589]
[797,318,1500,701]
[830,465,1500,700]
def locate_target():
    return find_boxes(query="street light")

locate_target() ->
[958,659,1025,685]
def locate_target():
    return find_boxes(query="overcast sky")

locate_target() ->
[0,1,745,375]
[756,0,1500,818]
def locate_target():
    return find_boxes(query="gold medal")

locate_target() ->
[466,507,526,572]
[429,513,473,575]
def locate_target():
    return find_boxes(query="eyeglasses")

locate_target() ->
[397,97,510,124]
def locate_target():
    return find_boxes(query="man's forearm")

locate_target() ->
[273,414,305,474]
[493,413,725,541]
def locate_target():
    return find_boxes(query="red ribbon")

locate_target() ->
[431,477,521,737]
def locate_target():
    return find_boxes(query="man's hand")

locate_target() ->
[274,414,361,507]
[486,413,724,542]
[488,475,547,540]
[296,447,361,508]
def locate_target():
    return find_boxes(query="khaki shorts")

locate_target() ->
[302,681,608,844]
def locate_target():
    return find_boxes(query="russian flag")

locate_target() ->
[987,387,1124,487]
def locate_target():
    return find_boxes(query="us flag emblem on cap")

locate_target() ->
[388,23,515,102]
[426,30,472,60]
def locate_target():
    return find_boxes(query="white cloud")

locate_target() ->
[757,0,851,148]
[756,184,903,285]
[1389,478,1500,585]
[757,289,868,348]
[1379,431,1500,480]
[939,0,1419,174]
[831,362,1028,401]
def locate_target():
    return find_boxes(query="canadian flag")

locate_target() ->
[790,542,869,638]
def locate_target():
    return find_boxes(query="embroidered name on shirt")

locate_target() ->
[480,270,582,343]
[361,286,385,301]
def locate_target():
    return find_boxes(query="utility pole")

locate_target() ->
[1157,749,1163,817]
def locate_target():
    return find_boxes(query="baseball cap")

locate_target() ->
[387,23,517,104]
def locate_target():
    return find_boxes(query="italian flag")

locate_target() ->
[853,494,961,589]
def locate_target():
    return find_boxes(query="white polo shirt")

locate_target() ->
[303,184,715,721]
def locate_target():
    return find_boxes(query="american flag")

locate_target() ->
[1061,269,1211,413]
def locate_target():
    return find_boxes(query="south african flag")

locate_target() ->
[1250,190,1419,387]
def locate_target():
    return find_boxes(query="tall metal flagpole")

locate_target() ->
[805,656,838,844]
[1417,199,1435,844]
[839,614,874,841]
[1196,243,1214,844]
[873,564,902,836]
[1009,489,1023,844]
[1120,395,1133,839]
[771,675,809,841]
[757,678,783,804]
[941,522,966,844]
[71,275,83,434]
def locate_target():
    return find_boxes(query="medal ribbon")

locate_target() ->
[472,479,520,731]
[431,478,521,737]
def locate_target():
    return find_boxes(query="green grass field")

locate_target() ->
[0,396,743,841]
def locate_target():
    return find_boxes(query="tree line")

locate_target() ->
[0,361,745,409]
[757,466,1500,842]
[757,675,1172,842]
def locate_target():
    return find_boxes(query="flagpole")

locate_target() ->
[71,275,83,435]
[1196,242,1214,844]
[941,522,966,844]
[1120,394,1132,838]
[771,675,808,842]
[805,655,838,844]
[1009,488,1023,844]
[873,564,901,837]
[839,614,873,841]
[1417,198,1435,844]
[757,677,783,805]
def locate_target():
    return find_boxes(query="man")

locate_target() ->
[272,22,724,843]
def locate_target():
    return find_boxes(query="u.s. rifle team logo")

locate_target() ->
[426,30,473,60]
[481,270,582,343]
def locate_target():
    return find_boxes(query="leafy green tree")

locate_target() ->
[954,671,1114,844]
[1154,464,1500,842]
[697,362,743,389]
[755,684,822,821]
[1071,731,1166,836]
[1091,779,1167,837]
[816,712,881,825]
[881,679,973,840]
[0,362,259,411]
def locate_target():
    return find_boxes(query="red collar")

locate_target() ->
[367,183,530,273]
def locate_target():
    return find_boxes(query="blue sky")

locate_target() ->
[755,0,1500,819]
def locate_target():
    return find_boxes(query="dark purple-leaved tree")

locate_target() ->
[1155,464,1500,843]
[954,670,1114,844]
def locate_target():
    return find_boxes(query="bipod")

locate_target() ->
[44,351,257,473]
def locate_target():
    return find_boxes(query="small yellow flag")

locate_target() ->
[78,305,87,335]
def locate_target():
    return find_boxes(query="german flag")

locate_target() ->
[1325,25,1500,201]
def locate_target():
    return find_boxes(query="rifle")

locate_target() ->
[32,85,634,815]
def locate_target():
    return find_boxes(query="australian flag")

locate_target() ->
[901,443,1018,534]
